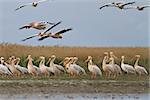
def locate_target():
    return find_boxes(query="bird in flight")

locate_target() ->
[22,21,61,41]
[19,21,55,30]
[38,28,72,41]
[99,2,136,10]
[125,5,150,11]
[15,0,49,11]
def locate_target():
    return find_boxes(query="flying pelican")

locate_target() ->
[125,5,150,11]
[22,21,61,41]
[15,0,49,11]
[19,21,55,30]
[38,56,50,76]
[14,58,29,74]
[121,56,136,74]
[38,28,72,41]
[47,55,65,75]
[102,53,115,78]
[0,57,12,75]
[109,52,122,76]
[134,55,148,76]
[85,56,102,79]
[99,2,136,10]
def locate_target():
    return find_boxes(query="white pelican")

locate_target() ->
[0,57,12,75]
[102,53,115,78]
[121,56,136,74]
[71,57,86,75]
[19,21,55,30]
[109,52,122,76]
[134,55,148,76]
[99,2,135,10]
[85,56,102,79]
[125,5,150,11]
[14,58,28,74]
[38,28,72,41]
[22,21,61,41]
[15,0,49,11]
[38,56,50,76]
[47,55,65,75]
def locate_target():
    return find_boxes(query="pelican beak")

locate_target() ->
[59,59,65,64]
[35,58,40,63]
[85,59,89,63]
[46,58,51,65]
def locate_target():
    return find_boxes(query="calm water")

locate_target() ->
[0,93,149,100]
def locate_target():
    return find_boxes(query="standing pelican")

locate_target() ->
[99,2,136,10]
[38,28,72,41]
[0,57,12,75]
[47,55,65,75]
[14,58,28,74]
[85,56,102,79]
[121,56,136,74]
[15,0,49,11]
[19,21,55,30]
[38,56,49,76]
[134,55,148,76]
[22,21,61,41]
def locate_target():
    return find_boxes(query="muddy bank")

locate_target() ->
[0,80,149,94]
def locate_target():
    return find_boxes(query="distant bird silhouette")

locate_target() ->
[22,21,61,41]
[19,21,55,30]
[38,28,72,41]
[99,2,136,10]
[125,5,150,11]
[15,0,49,11]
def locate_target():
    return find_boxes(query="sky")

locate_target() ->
[0,0,149,47]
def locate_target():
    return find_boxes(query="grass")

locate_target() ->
[0,43,149,81]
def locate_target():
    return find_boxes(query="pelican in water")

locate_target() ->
[99,2,135,10]
[134,55,148,76]
[0,57,12,75]
[125,5,150,11]
[14,58,28,74]
[22,21,61,41]
[102,52,115,78]
[85,56,102,79]
[15,0,49,11]
[109,52,122,76]
[121,56,136,74]
[38,56,50,76]
[19,21,55,30]
[38,28,72,41]
[47,55,65,75]
[26,55,41,76]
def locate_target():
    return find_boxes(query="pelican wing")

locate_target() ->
[122,2,136,6]
[43,21,62,33]
[19,25,31,30]
[54,28,72,35]
[37,0,49,3]
[141,5,150,9]
[15,3,32,11]
[22,34,39,41]
[99,4,114,9]
[38,33,51,41]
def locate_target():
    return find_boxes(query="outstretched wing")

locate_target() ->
[15,3,32,11]
[37,0,49,3]
[38,34,50,41]
[122,2,136,6]
[142,5,150,9]
[43,21,62,33]
[99,4,114,9]
[19,25,31,30]
[22,34,38,41]
[54,28,72,35]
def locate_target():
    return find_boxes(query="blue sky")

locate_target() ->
[0,0,149,47]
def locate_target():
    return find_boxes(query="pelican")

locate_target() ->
[15,0,49,11]
[121,56,136,74]
[99,2,135,10]
[134,55,148,76]
[125,5,150,11]
[47,55,65,75]
[109,52,122,76]
[22,21,61,41]
[0,57,12,75]
[38,28,72,41]
[85,56,102,79]
[102,53,115,78]
[38,56,50,76]
[71,57,86,75]
[19,21,55,30]
[14,58,29,74]
[6,57,21,76]
[26,55,41,76]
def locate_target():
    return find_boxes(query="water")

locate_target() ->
[0,93,149,100]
